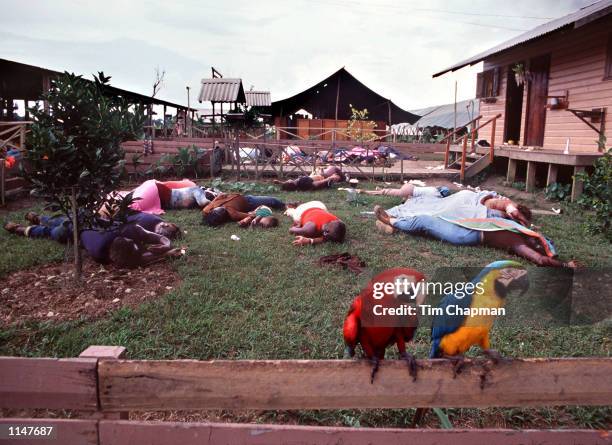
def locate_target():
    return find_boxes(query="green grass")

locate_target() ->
[0,181,610,429]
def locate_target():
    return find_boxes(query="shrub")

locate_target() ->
[575,147,611,239]
[22,71,146,277]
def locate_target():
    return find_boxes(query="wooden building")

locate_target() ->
[434,0,612,199]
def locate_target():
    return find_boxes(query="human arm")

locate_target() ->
[293,236,325,246]
[289,222,318,237]
[482,196,530,226]
[511,243,578,268]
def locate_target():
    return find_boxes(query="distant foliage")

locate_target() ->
[575,146,611,240]
[210,178,278,194]
[346,107,378,142]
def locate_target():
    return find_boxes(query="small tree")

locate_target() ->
[23,72,146,279]
[346,107,378,142]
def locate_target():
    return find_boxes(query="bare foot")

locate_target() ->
[374,205,391,225]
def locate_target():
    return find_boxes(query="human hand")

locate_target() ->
[292,236,312,246]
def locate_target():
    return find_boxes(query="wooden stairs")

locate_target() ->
[442,113,501,183]
[447,149,492,180]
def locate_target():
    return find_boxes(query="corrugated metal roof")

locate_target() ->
[198,78,246,103]
[245,90,271,107]
[433,0,612,77]
[408,99,480,129]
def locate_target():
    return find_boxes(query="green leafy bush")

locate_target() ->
[575,147,611,239]
[545,182,570,201]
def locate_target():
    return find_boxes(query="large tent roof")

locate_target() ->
[271,68,419,125]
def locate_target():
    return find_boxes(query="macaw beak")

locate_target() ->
[508,269,530,296]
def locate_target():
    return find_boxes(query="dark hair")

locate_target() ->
[516,204,532,222]
[109,237,140,269]
[281,181,297,191]
[323,220,346,243]
[205,207,229,227]
[155,222,181,240]
[259,216,278,228]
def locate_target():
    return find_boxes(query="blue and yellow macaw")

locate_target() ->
[413,260,529,427]
[430,260,528,360]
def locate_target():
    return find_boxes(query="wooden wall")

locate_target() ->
[295,118,387,141]
[480,15,612,152]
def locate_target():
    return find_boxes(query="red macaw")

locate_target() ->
[343,267,425,383]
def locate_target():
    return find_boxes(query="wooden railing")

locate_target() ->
[447,113,502,180]
[1,346,611,444]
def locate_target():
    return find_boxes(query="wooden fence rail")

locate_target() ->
[1,349,611,445]
[1,419,608,445]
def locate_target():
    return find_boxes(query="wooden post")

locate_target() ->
[0,161,5,207]
[163,105,167,138]
[526,161,537,192]
[444,137,451,168]
[546,164,558,187]
[210,140,215,179]
[19,123,26,149]
[79,346,128,420]
[400,157,404,182]
[571,166,585,202]
[507,158,517,183]
[470,125,477,153]
[460,135,467,182]
[70,187,82,282]
[490,117,497,163]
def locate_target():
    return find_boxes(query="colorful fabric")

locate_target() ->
[441,216,557,257]
[255,206,273,218]
[129,179,164,215]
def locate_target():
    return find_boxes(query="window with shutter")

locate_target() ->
[476,72,484,98]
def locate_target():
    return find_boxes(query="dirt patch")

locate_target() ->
[0,258,180,325]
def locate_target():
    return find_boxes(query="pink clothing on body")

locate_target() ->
[129,179,164,214]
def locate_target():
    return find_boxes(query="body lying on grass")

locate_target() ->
[374,206,578,268]
[4,211,182,268]
[362,184,532,227]
[273,166,346,191]
[285,201,346,246]
[202,193,285,229]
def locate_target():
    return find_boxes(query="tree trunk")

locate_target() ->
[70,187,82,282]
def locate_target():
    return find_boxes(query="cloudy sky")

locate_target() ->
[0,0,591,112]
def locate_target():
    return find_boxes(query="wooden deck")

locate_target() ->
[448,144,603,200]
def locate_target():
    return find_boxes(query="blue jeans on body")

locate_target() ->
[28,215,71,243]
[392,215,481,246]
[244,195,285,211]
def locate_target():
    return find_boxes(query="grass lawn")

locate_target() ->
[0,179,610,429]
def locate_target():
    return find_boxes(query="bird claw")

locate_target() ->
[443,355,465,378]
[483,349,512,365]
[370,357,380,384]
[400,352,418,381]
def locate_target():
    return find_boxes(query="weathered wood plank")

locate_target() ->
[0,357,98,410]
[526,161,537,192]
[0,418,97,445]
[98,358,612,411]
[98,421,612,445]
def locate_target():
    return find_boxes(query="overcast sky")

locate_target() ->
[0,0,591,112]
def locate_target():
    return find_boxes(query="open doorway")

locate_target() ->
[504,64,524,144]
